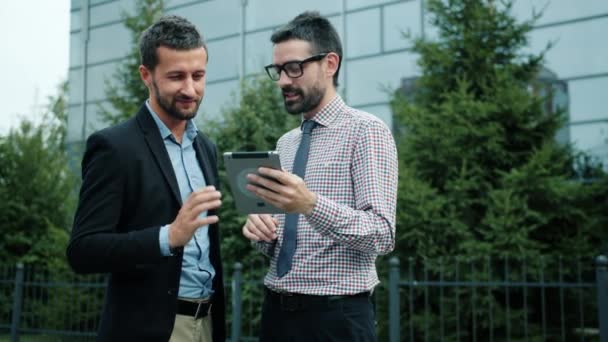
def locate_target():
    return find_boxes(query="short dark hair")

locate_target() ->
[271,11,343,87]
[139,15,207,70]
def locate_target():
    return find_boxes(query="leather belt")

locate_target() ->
[264,287,370,312]
[176,299,212,319]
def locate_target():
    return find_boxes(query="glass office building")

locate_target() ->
[67,0,608,167]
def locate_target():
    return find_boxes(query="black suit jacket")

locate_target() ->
[67,105,226,342]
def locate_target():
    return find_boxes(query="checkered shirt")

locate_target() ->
[254,95,398,295]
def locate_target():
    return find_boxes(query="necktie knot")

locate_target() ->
[301,120,317,134]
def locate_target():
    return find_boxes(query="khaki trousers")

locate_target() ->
[170,309,212,342]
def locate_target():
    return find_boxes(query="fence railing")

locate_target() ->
[1,256,606,342]
[384,255,607,342]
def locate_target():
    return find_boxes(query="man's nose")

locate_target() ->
[276,70,292,87]
[181,77,198,96]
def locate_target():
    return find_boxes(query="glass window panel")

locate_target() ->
[70,32,83,68]
[90,1,122,27]
[85,102,112,137]
[86,62,121,102]
[84,104,101,137]
[117,0,137,14]
[67,104,84,143]
[245,30,274,76]
[90,0,112,5]
[570,122,608,167]
[328,15,345,43]
[346,52,419,106]
[512,0,608,26]
[246,0,342,31]
[169,1,241,40]
[528,18,608,79]
[569,77,608,123]
[200,80,240,122]
[166,0,203,7]
[207,37,240,82]
[354,103,393,129]
[346,9,381,57]
[71,0,81,10]
[71,10,81,31]
[87,24,131,64]
[68,68,83,105]
[66,141,86,168]
[347,0,395,11]
[336,65,346,95]
[384,1,421,51]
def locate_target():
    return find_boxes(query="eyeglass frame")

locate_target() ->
[264,53,329,81]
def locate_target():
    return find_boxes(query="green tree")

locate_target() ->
[388,0,605,340]
[100,0,164,125]
[392,0,602,262]
[0,81,76,268]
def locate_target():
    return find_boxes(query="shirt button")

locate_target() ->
[168,289,174,295]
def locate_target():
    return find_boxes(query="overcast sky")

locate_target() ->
[0,0,70,135]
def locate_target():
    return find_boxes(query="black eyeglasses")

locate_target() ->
[264,53,329,81]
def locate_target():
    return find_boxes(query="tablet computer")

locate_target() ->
[223,151,283,214]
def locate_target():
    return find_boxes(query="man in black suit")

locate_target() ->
[67,15,225,342]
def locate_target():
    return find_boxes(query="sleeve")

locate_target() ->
[252,240,276,258]
[159,225,172,256]
[306,120,398,255]
[66,132,165,274]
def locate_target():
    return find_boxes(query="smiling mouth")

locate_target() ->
[282,89,302,100]
[176,98,197,106]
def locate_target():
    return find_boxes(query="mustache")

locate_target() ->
[175,95,197,102]
[281,86,302,95]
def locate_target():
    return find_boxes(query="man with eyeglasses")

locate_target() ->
[242,11,398,341]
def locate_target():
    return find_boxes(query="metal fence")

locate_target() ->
[1,256,606,342]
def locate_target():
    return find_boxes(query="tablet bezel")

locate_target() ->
[223,151,283,214]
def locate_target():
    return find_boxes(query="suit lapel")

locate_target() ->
[136,106,183,206]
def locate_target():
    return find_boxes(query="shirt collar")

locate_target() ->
[146,100,198,142]
[304,95,345,128]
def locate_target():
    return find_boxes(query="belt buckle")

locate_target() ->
[280,293,300,312]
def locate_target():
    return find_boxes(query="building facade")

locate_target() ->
[67,0,608,167]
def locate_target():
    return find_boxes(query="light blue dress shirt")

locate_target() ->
[147,101,215,299]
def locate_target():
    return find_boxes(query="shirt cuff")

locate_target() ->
[159,224,172,256]
[306,194,340,235]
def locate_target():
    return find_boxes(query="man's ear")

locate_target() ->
[139,65,151,87]
[325,52,340,79]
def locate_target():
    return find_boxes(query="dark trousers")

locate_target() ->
[259,288,376,342]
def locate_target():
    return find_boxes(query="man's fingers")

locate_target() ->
[184,189,221,210]
[194,215,219,228]
[242,224,260,241]
[259,214,277,231]
[188,200,222,219]
[246,174,283,194]
[247,184,282,204]
[246,215,277,242]
[257,167,292,184]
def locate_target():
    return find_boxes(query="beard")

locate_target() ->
[151,80,202,121]
[281,82,325,115]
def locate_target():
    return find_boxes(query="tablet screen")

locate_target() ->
[223,151,283,214]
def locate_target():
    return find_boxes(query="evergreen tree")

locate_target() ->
[0,81,76,268]
[392,0,602,262]
[100,0,164,125]
[388,0,605,339]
